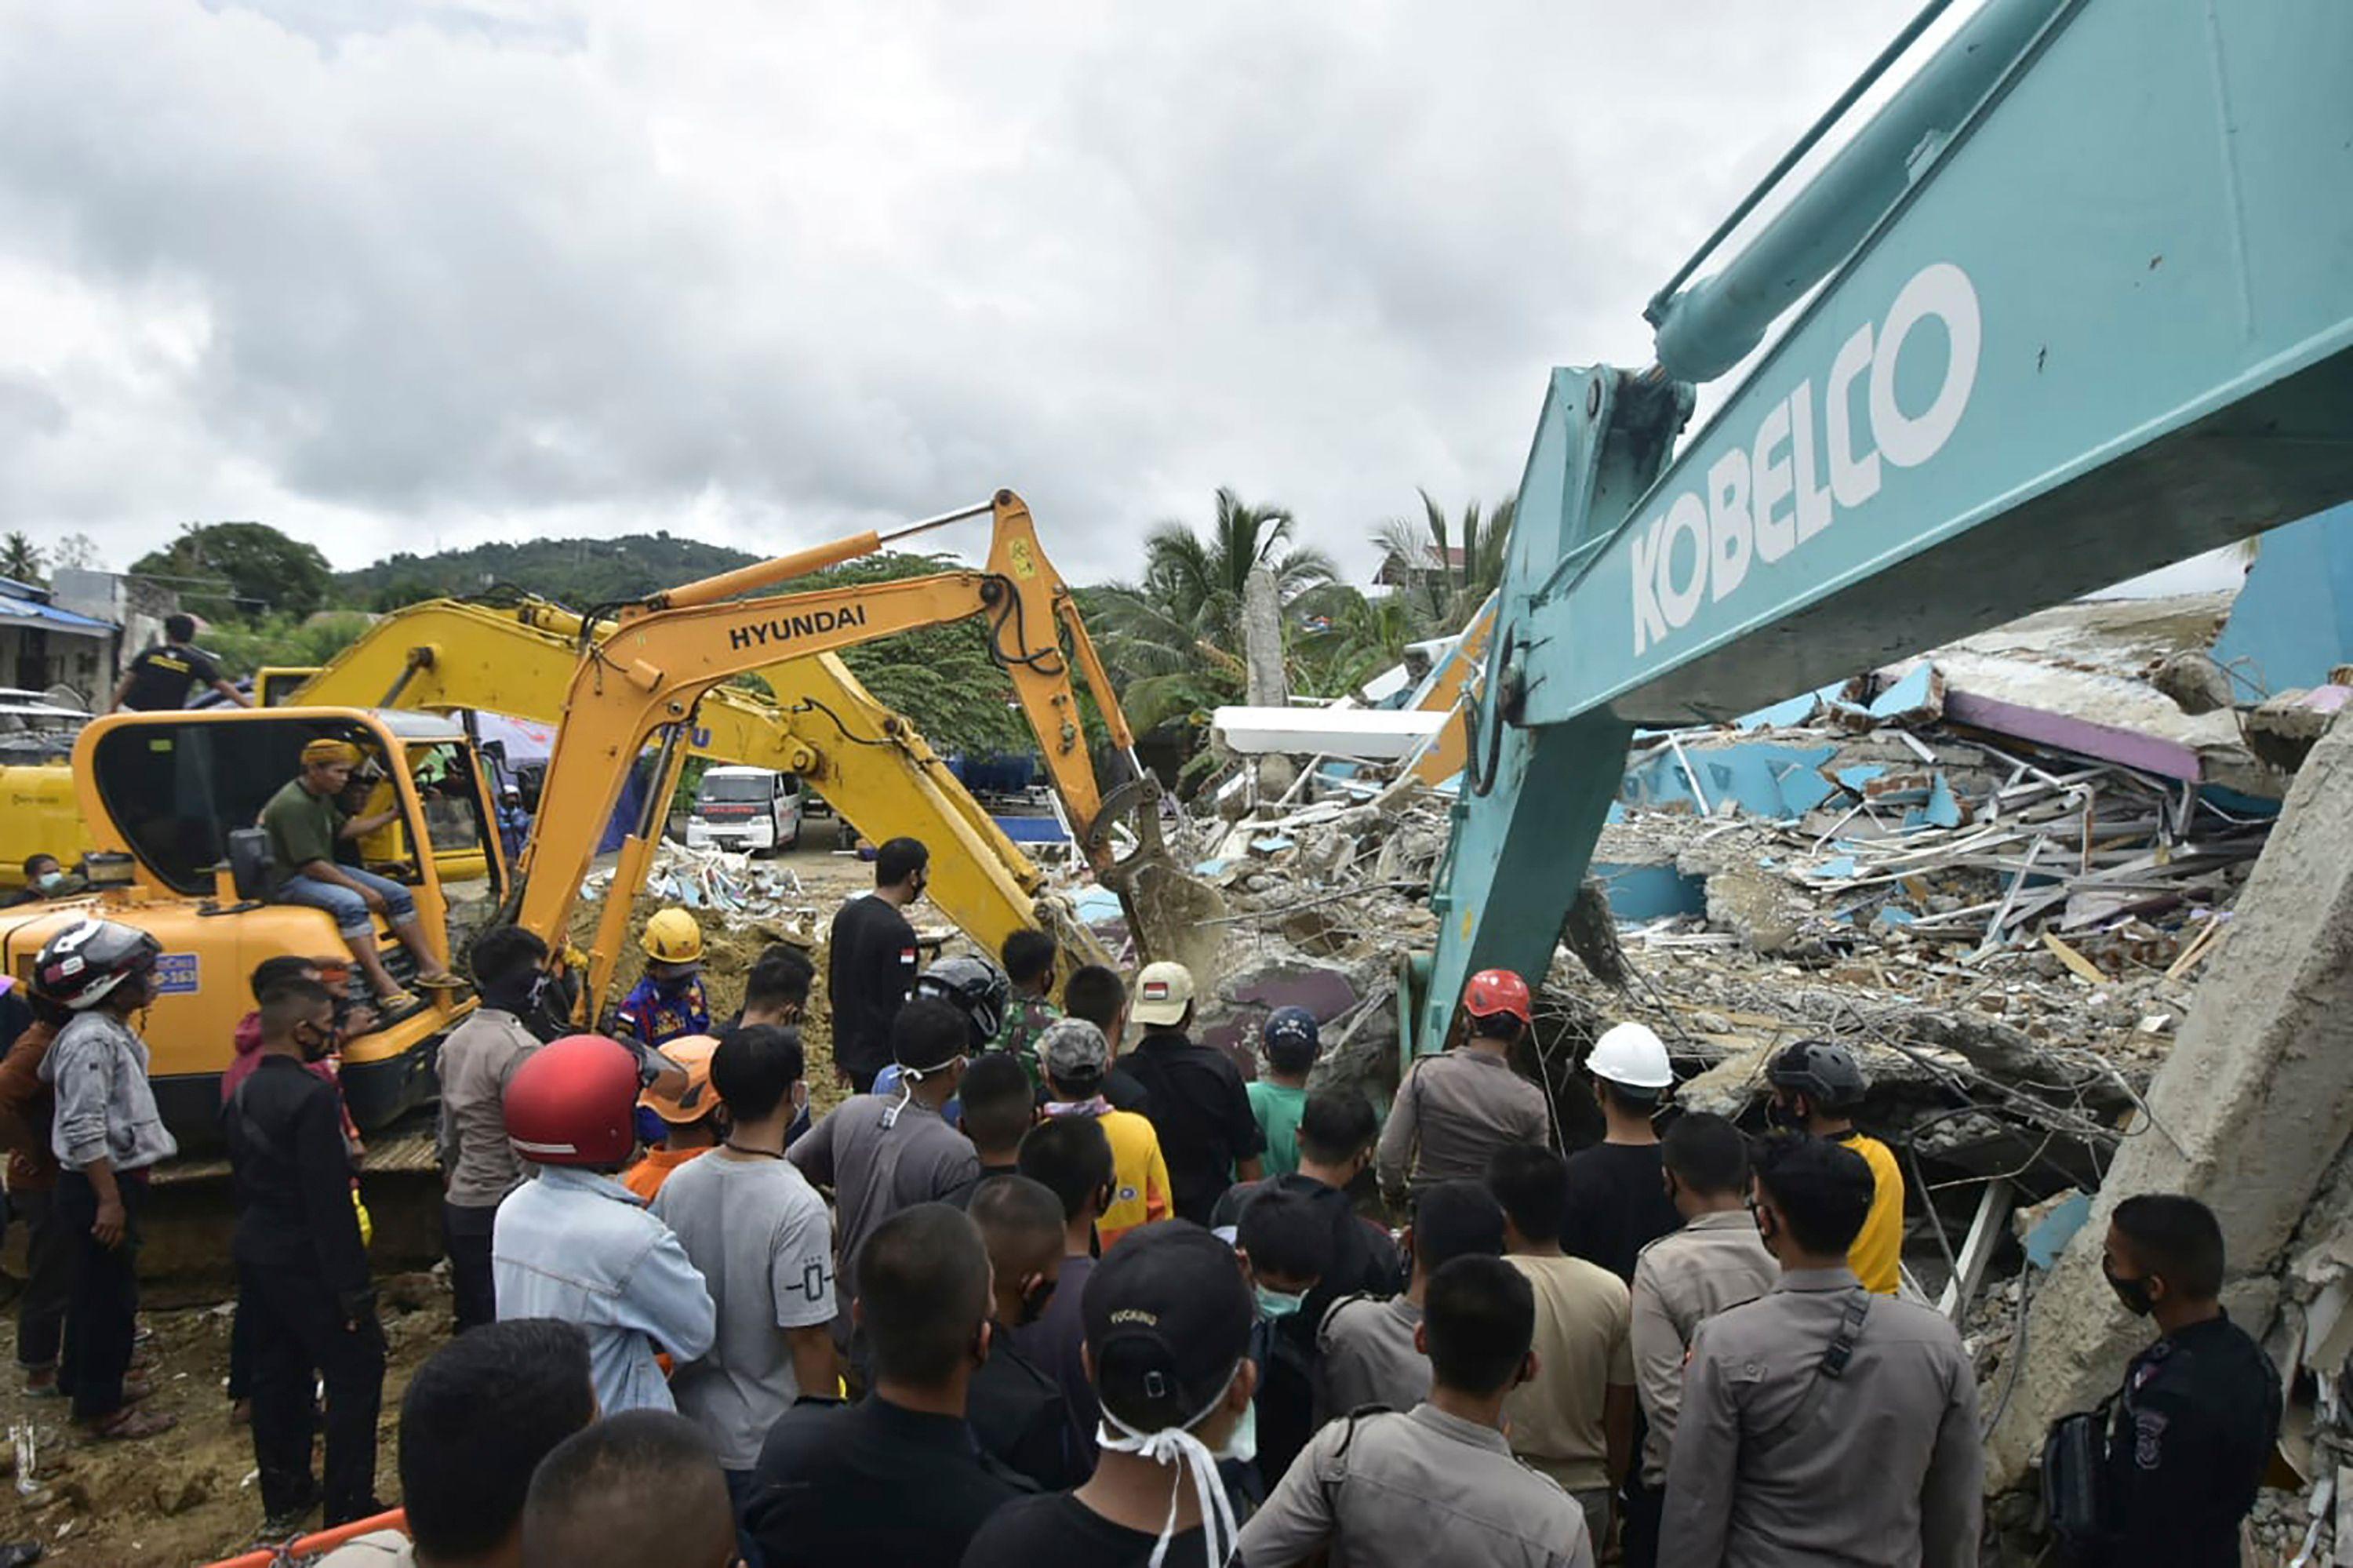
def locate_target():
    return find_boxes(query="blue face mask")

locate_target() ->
[1254,1284,1307,1322]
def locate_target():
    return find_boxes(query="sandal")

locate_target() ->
[413,972,467,990]
[376,990,424,1018]
[85,1407,175,1442]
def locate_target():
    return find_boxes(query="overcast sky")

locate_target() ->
[0,0,1976,591]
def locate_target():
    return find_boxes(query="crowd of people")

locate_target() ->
[0,828,2289,1566]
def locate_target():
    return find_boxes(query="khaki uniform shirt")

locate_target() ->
[1238,1402,1595,1568]
[1501,1253,1635,1493]
[1374,1049,1549,1202]
[1659,1267,1982,1568]
[1317,1293,1428,1423]
[436,1008,541,1210]
[1629,1210,1780,1484]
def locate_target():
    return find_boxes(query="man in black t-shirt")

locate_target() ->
[745,1204,1031,1568]
[109,613,250,712]
[964,1222,1257,1568]
[1121,963,1263,1224]
[827,836,927,1093]
[1561,1022,1681,1283]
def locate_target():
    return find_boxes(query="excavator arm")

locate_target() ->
[500,489,1169,1014]
[277,595,1113,974]
[1411,0,2353,1053]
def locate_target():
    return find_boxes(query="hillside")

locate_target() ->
[336,531,762,610]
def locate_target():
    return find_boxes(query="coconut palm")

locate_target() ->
[1372,490,1515,636]
[1097,489,1337,731]
[0,532,43,587]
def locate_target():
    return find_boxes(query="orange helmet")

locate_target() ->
[639,1034,722,1126]
[505,1035,642,1166]
[1462,969,1532,1027]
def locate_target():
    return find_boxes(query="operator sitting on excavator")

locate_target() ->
[260,739,460,1016]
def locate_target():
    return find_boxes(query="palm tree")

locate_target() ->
[1289,583,1419,700]
[1098,489,1337,731]
[0,532,43,587]
[1372,490,1515,635]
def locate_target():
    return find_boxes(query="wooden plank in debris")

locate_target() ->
[2042,930,2111,984]
[1937,1179,2015,1321]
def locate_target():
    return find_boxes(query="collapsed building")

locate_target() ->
[1180,511,2353,1558]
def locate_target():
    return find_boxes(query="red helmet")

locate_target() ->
[1462,968,1532,1027]
[504,1034,642,1167]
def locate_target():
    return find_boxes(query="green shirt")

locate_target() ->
[261,777,345,886]
[991,995,1062,1089]
[1247,1079,1309,1177]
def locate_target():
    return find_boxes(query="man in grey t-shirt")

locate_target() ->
[787,999,979,1352]
[654,1027,836,1492]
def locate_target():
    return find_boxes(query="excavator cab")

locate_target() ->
[0,706,504,1148]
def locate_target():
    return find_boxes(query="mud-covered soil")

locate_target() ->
[0,1271,449,1567]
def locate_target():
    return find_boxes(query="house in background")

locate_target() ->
[50,567,183,695]
[0,576,117,705]
[1371,542,1467,596]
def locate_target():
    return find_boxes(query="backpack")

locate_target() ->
[2042,1392,2118,1551]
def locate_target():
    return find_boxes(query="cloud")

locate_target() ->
[0,0,1926,591]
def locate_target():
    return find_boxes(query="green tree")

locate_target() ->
[200,611,376,678]
[765,552,1036,757]
[130,522,334,622]
[0,532,43,587]
[1096,488,1337,733]
[1372,489,1515,635]
[1288,583,1420,700]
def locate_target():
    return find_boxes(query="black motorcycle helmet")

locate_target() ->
[912,955,1012,1051]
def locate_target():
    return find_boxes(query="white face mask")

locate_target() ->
[1094,1363,1247,1568]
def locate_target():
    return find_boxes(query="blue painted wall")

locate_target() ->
[2212,504,2353,696]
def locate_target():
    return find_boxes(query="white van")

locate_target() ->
[686,766,802,853]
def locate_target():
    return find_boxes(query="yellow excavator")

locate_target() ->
[0,491,1194,1148]
[258,580,1119,977]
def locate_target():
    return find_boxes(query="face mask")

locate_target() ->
[2103,1257,2157,1317]
[293,1021,335,1064]
[634,1105,670,1148]
[1254,1284,1307,1322]
[34,872,64,894]
[1215,1390,1257,1466]
[1766,1096,1807,1132]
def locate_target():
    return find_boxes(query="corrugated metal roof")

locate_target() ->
[0,588,114,635]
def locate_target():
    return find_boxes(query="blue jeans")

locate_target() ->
[278,868,416,939]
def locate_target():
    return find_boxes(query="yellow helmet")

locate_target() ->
[642,908,704,964]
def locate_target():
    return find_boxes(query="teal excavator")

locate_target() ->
[1406,0,2353,1054]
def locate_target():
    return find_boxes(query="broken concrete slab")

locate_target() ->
[1986,708,2353,1487]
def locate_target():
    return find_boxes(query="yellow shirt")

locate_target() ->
[1092,1108,1173,1250]
[1838,1130,1904,1294]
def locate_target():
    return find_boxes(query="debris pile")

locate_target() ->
[581,839,818,924]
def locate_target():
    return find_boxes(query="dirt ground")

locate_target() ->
[0,837,900,1565]
[0,1268,449,1567]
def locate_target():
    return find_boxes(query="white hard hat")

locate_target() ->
[1587,1021,1673,1089]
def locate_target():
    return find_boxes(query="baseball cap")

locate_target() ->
[638,1034,721,1125]
[1263,1006,1318,1053]
[1129,961,1196,1028]
[1084,1221,1253,1433]
[1039,1017,1110,1084]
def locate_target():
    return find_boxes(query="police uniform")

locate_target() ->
[1238,1402,1595,1568]
[2096,1311,2280,1566]
[1657,1266,1981,1567]
[1624,1211,1780,1567]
